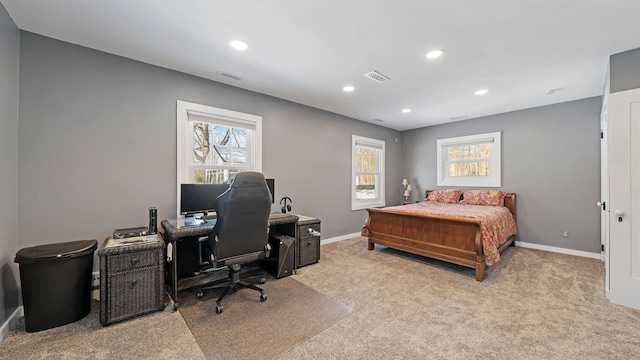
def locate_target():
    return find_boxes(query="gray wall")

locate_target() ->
[610,47,640,93]
[0,3,20,328]
[18,32,402,259]
[401,97,602,253]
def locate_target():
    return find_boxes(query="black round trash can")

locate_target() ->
[14,239,98,332]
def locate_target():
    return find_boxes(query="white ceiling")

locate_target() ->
[2,0,640,131]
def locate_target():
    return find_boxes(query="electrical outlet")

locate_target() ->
[92,271,100,285]
[562,231,569,238]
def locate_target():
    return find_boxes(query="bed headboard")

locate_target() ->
[424,190,516,217]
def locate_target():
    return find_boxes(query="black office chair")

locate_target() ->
[196,172,272,314]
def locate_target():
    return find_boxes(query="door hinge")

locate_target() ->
[600,130,604,139]
[601,244,604,252]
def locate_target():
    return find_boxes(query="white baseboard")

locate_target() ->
[515,241,602,259]
[317,235,602,260]
[1,306,23,343]
[321,232,361,245]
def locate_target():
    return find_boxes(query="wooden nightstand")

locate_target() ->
[98,234,165,325]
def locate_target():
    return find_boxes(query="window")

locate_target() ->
[437,131,501,187]
[177,100,262,215]
[352,135,385,210]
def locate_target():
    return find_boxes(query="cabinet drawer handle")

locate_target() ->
[130,258,139,265]
[129,280,138,289]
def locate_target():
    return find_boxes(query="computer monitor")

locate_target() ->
[266,178,275,204]
[180,183,230,217]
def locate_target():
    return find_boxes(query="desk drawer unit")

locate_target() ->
[295,217,321,268]
[99,236,165,326]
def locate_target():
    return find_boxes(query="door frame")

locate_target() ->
[600,93,610,296]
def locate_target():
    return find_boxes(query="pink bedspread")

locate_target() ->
[362,202,517,266]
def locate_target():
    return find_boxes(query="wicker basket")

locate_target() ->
[98,235,165,326]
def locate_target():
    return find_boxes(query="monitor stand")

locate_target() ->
[187,218,206,226]
[182,214,207,227]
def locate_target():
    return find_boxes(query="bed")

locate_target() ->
[362,189,517,281]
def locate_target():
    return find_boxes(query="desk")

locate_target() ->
[160,212,298,310]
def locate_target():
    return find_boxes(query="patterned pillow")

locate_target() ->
[426,189,462,204]
[460,190,505,206]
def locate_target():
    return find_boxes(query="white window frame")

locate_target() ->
[352,135,386,210]
[436,131,501,187]
[176,100,262,217]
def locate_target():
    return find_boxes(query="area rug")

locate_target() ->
[177,275,352,360]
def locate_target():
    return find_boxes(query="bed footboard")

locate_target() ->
[366,209,490,281]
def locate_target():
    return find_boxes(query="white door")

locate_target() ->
[599,102,610,294]
[609,87,640,310]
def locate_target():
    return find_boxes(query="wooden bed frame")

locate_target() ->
[366,192,516,281]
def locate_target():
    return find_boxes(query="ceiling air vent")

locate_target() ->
[217,71,242,81]
[364,70,390,83]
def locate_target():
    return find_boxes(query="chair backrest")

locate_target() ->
[209,172,272,265]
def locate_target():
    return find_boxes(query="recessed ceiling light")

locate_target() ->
[343,86,355,92]
[229,39,249,51]
[402,109,411,113]
[475,89,489,96]
[426,49,445,59]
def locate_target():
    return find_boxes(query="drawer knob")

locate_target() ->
[128,280,138,289]
[131,258,139,265]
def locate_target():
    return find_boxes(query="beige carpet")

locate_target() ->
[281,237,640,360]
[177,275,352,360]
[3,236,640,359]
[0,300,205,360]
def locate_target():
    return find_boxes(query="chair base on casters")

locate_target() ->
[196,263,267,314]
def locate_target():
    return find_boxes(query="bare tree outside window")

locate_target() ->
[193,122,210,165]
[447,144,490,177]
[352,135,385,210]
[177,100,263,217]
[355,145,379,200]
[191,122,247,183]
[436,132,501,187]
